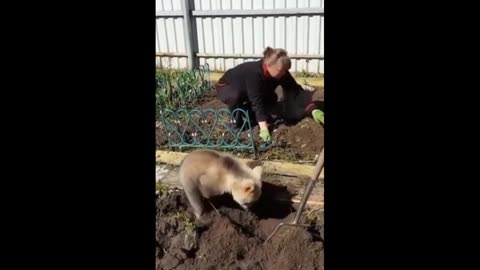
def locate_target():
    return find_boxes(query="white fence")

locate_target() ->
[156,0,324,74]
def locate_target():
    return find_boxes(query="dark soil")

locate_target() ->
[156,87,324,162]
[156,182,324,270]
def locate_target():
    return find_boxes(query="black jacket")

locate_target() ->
[218,60,303,122]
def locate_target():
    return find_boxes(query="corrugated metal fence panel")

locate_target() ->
[156,0,324,73]
[156,0,188,69]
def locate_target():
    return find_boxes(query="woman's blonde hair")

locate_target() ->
[263,46,292,70]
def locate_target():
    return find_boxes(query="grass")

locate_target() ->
[294,70,324,79]
[173,212,196,235]
[303,206,323,225]
[156,181,169,195]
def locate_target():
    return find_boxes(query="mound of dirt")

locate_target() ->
[156,186,324,270]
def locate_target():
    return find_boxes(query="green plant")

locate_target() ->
[294,70,324,78]
[156,181,168,194]
[304,206,323,225]
[173,212,196,235]
[156,65,212,121]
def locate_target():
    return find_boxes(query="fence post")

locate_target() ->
[181,0,199,69]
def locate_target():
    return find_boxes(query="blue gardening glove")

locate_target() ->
[259,129,271,142]
[312,109,324,124]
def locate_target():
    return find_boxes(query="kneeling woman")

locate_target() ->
[215,47,324,143]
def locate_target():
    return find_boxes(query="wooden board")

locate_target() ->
[156,164,323,208]
[156,150,324,178]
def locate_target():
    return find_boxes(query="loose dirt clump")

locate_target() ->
[156,183,324,270]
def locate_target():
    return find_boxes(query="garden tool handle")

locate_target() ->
[292,147,324,224]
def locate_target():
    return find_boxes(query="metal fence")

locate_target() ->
[159,108,256,153]
[156,0,324,73]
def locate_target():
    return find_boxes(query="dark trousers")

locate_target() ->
[216,83,323,128]
[215,83,258,129]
